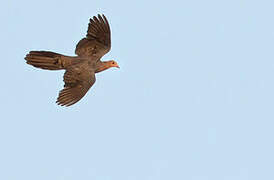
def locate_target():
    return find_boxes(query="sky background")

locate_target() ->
[1,0,274,179]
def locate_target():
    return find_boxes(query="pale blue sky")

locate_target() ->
[1,0,274,179]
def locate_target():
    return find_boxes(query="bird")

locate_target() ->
[25,14,119,107]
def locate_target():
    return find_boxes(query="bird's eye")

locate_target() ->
[112,62,115,64]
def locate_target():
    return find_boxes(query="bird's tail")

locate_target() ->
[25,51,67,70]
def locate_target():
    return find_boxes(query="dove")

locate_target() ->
[25,14,119,106]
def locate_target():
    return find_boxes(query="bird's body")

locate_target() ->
[25,14,119,106]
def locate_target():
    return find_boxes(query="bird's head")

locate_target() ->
[107,60,120,69]
[96,60,120,73]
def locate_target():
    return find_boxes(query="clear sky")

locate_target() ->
[1,0,274,179]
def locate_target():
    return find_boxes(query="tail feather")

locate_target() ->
[25,51,65,70]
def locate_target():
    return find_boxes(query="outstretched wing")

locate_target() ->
[56,65,96,106]
[75,14,111,59]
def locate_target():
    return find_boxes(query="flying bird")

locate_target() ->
[25,14,119,106]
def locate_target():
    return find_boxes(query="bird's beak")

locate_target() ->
[116,65,120,69]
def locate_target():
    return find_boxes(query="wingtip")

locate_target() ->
[97,14,107,19]
[91,14,108,23]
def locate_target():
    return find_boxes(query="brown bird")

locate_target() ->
[25,14,119,106]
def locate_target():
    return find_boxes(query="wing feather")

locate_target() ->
[56,66,96,106]
[75,14,111,58]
